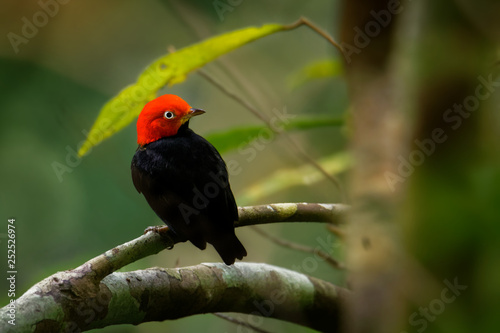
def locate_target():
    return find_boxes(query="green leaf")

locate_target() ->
[238,152,351,205]
[78,23,296,157]
[206,125,264,155]
[206,116,344,155]
[288,59,343,90]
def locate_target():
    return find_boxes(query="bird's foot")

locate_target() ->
[143,225,170,236]
[143,226,176,249]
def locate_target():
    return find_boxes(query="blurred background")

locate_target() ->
[3,1,500,333]
[0,1,346,332]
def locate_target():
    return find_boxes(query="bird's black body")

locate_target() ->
[131,122,246,265]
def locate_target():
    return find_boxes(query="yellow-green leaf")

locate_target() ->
[288,59,343,90]
[238,152,352,205]
[78,23,296,157]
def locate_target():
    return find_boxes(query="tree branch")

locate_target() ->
[1,263,349,332]
[0,203,348,332]
[237,202,348,227]
[76,202,346,282]
[251,226,345,269]
[213,312,272,333]
[198,67,347,201]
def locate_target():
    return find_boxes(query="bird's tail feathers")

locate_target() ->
[211,232,247,265]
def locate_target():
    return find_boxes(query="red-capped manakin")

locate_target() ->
[131,94,247,265]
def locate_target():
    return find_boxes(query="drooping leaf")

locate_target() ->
[288,59,343,90]
[78,23,297,157]
[238,152,351,204]
[206,116,345,155]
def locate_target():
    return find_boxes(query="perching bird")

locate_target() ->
[131,94,247,265]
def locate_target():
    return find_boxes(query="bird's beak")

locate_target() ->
[181,108,205,125]
[187,108,206,118]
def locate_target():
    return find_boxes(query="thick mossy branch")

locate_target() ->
[1,264,350,333]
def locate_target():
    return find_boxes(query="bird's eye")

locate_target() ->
[164,111,175,119]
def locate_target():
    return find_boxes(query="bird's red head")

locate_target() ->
[136,94,205,146]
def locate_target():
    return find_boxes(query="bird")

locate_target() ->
[131,94,247,265]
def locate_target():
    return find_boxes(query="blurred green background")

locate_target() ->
[0,1,346,332]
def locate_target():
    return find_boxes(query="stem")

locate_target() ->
[297,17,345,56]
[251,226,345,269]
[198,68,347,201]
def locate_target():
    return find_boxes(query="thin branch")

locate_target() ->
[296,17,345,56]
[237,202,348,227]
[327,224,346,239]
[251,226,345,270]
[83,203,347,281]
[213,313,273,333]
[198,69,347,201]
[195,17,347,202]
[197,69,270,124]
[281,134,348,202]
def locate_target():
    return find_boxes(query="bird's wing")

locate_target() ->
[131,136,237,243]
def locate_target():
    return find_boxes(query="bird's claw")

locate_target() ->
[143,225,170,235]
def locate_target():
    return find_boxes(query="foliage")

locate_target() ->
[78,23,299,157]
